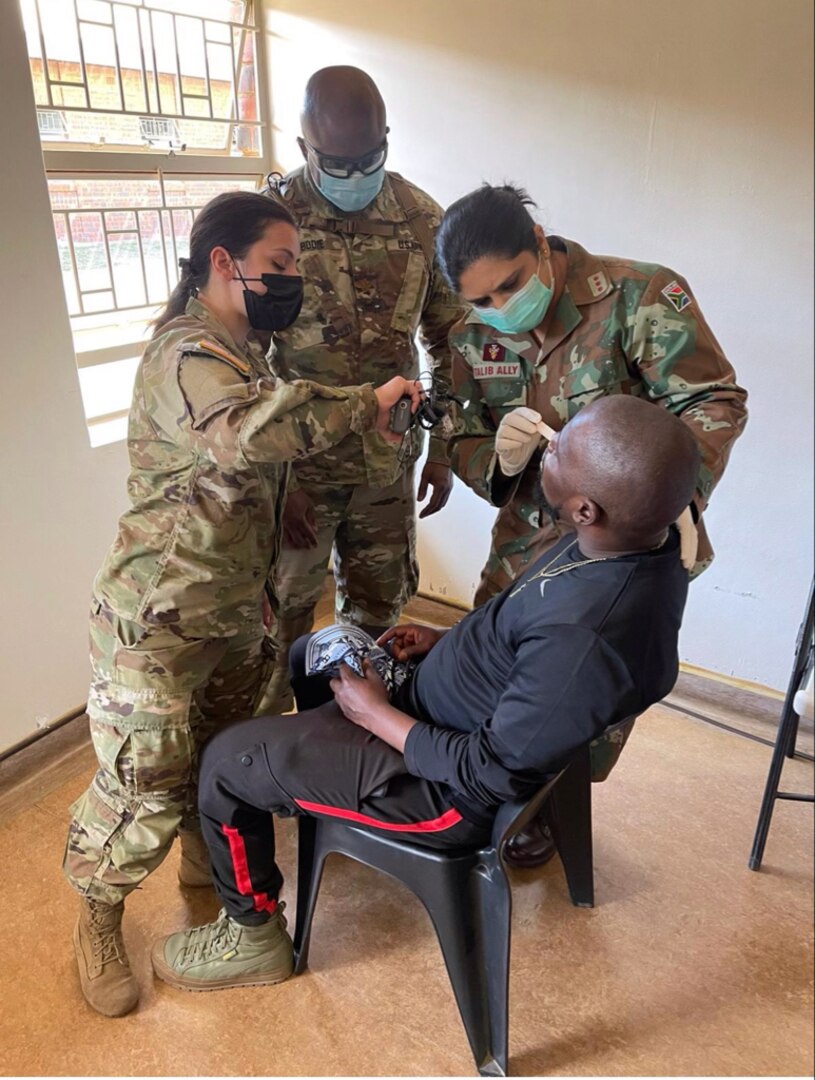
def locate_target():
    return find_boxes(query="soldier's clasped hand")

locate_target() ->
[373,377,423,442]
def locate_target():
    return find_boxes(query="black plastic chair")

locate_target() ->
[291,718,632,1076]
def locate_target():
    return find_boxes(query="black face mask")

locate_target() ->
[231,261,303,331]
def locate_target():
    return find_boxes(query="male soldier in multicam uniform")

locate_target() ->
[436,183,748,864]
[259,66,462,715]
[62,188,421,1018]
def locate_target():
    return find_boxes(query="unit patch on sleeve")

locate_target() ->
[661,281,692,312]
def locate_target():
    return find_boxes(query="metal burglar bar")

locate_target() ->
[20,0,272,446]
[21,0,261,157]
[50,172,260,339]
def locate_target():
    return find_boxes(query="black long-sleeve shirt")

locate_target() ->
[404,529,688,822]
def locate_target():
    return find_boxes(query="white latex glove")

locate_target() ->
[495,407,553,477]
[675,506,699,571]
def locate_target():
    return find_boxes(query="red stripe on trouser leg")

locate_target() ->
[221,824,277,914]
[294,800,463,832]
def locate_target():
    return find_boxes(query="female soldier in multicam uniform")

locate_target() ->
[63,190,420,1017]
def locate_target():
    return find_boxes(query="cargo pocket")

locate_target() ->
[64,771,133,891]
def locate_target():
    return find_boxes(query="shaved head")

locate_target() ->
[301,66,386,157]
[542,396,701,547]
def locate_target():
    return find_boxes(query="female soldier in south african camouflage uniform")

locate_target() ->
[435,183,747,866]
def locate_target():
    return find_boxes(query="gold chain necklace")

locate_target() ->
[509,541,611,597]
[509,530,670,599]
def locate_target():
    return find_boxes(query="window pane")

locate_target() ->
[38,0,84,80]
[109,232,147,308]
[48,173,259,328]
[78,356,140,419]
[52,215,81,315]
[83,289,116,313]
[105,211,137,231]
[77,0,112,24]
[49,178,163,210]
[81,24,123,110]
[88,414,130,448]
[70,213,110,293]
[145,0,249,21]
[24,0,260,157]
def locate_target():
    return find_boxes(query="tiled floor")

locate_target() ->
[0,593,812,1077]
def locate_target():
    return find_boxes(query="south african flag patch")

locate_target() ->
[661,280,692,312]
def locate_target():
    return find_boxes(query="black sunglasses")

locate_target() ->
[304,137,388,179]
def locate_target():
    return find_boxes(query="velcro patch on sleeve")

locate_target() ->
[180,338,251,375]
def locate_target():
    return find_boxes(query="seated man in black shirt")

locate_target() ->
[151,394,700,992]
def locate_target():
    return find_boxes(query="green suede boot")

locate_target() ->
[151,905,293,992]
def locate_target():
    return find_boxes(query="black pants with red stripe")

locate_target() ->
[198,636,491,924]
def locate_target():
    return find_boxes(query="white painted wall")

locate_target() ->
[0,3,130,751]
[0,0,811,754]
[263,0,814,690]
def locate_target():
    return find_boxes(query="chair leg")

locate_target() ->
[749,581,815,869]
[414,858,510,1076]
[749,696,802,870]
[474,862,511,1077]
[546,748,594,907]
[292,815,327,974]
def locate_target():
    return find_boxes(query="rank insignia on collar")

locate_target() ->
[483,342,506,363]
[661,281,692,312]
[587,270,608,297]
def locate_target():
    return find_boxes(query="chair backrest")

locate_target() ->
[488,713,640,853]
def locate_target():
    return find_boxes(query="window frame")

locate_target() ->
[25,0,273,446]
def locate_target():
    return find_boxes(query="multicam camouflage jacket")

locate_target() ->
[449,237,748,576]
[265,167,463,488]
[93,297,378,637]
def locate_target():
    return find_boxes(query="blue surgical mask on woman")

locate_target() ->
[475,255,554,334]
[316,165,386,213]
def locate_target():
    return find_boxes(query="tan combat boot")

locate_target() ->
[73,897,139,1017]
[177,828,213,888]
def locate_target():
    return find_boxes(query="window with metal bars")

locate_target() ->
[18,0,271,445]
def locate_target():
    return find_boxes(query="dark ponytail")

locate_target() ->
[436,183,541,292]
[151,190,297,337]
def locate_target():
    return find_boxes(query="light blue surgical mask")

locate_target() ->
[475,255,554,334]
[315,164,386,213]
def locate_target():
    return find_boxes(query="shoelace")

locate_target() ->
[87,902,128,966]
[178,910,239,966]
[178,903,288,966]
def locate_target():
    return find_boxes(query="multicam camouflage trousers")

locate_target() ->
[259,467,419,716]
[63,600,275,905]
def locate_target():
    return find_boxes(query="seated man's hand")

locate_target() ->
[330,661,389,729]
[282,488,318,549]
[377,623,447,661]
